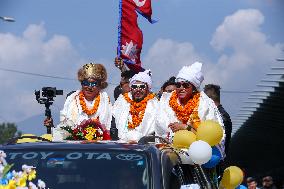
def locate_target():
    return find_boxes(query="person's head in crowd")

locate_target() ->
[204,84,221,105]
[77,63,108,101]
[162,76,177,93]
[175,62,204,105]
[262,176,274,188]
[129,70,152,102]
[114,85,122,100]
[120,70,136,94]
[246,177,258,189]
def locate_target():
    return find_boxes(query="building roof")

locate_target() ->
[227,64,284,180]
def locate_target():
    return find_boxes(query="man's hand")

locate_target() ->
[114,57,125,70]
[44,117,53,127]
[169,122,187,133]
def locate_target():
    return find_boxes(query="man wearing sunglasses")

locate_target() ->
[50,63,112,141]
[156,62,226,157]
[112,70,158,142]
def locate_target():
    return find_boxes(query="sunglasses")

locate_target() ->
[131,83,147,90]
[176,82,192,89]
[81,80,99,87]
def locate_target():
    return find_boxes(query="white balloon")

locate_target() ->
[188,140,212,165]
[179,149,194,165]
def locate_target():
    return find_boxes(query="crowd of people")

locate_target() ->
[244,175,282,189]
[45,58,232,159]
[42,59,284,188]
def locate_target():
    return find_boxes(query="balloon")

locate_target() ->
[203,146,222,168]
[17,134,38,143]
[236,185,247,189]
[179,149,194,165]
[40,134,52,141]
[173,130,196,149]
[196,120,223,146]
[220,166,244,189]
[188,140,212,165]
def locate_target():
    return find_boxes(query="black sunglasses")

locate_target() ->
[176,82,192,89]
[81,80,99,87]
[131,84,147,90]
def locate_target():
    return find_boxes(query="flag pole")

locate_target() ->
[117,0,122,58]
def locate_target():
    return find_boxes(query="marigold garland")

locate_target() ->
[169,91,201,125]
[79,91,100,116]
[123,93,155,129]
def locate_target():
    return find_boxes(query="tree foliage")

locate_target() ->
[0,122,22,144]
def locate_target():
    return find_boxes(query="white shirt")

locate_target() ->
[156,91,226,158]
[53,90,112,141]
[112,93,159,142]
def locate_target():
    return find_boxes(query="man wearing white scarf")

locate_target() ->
[156,62,226,158]
[113,70,159,142]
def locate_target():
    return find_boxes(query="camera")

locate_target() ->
[35,87,63,134]
[42,87,63,99]
[35,87,63,102]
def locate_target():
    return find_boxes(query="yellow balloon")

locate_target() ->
[173,130,196,149]
[17,134,38,143]
[220,166,243,189]
[196,120,223,146]
[40,134,52,141]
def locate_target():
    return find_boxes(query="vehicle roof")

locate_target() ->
[0,141,160,153]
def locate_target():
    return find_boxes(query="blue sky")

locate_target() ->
[0,0,283,130]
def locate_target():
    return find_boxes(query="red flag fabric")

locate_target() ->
[118,0,154,73]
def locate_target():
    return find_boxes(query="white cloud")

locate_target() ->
[0,23,84,122]
[143,10,283,92]
[208,9,283,90]
[143,38,204,89]
[143,9,283,117]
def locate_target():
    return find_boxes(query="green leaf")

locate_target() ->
[2,163,14,177]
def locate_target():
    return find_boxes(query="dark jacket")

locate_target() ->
[218,105,232,155]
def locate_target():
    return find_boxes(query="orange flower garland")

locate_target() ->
[169,91,200,124]
[79,91,100,116]
[124,93,155,129]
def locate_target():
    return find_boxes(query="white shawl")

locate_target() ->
[53,90,112,141]
[156,91,226,157]
[112,93,159,142]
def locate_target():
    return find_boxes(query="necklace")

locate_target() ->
[169,91,200,124]
[79,91,100,116]
[123,93,155,129]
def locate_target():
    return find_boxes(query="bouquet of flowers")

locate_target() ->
[61,118,110,141]
[0,150,47,189]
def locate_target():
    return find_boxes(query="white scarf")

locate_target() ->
[112,93,158,142]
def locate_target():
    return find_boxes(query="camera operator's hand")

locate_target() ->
[44,117,53,127]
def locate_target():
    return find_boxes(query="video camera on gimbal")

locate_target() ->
[35,87,63,134]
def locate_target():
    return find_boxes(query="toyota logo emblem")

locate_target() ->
[116,154,143,161]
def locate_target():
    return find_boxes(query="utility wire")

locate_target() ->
[0,67,251,94]
[0,67,76,80]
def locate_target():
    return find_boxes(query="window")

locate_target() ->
[5,149,149,189]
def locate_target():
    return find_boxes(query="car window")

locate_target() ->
[4,149,149,189]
